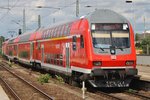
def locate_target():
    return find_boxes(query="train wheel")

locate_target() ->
[30,62,35,70]
[35,63,41,69]
[67,77,80,87]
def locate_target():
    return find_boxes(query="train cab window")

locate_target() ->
[80,35,84,48]
[72,36,77,51]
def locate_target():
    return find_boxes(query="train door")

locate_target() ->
[30,42,34,60]
[66,43,70,71]
[41,44,44,63]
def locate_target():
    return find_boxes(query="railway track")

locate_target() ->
[88,86,150,100]
[0,62,54,100]
[95,91,122,100]
[0,77,21,100]
[124,90,150,100]
[1,59,150,100]
[107,89,150,100]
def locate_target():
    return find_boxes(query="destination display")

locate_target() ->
[92,23,128,31]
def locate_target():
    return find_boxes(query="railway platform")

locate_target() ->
[137,65,150,82]
[0,85,9,100]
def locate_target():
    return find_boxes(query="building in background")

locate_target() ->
[137,31,150,42]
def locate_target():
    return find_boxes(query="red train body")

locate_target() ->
[2,9,137,87]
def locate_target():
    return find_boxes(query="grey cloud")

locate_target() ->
[0,0,150,38]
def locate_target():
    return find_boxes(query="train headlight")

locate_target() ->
[126,61,134,65]
[93,61,102,66]
[110,49,115,54]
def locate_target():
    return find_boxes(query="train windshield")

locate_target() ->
[91,23,130,49]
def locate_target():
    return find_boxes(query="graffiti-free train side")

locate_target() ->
[2,9,137,87]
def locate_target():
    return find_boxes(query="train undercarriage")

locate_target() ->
[87,68,138,87]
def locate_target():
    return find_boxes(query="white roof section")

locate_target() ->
[86,9,129,24]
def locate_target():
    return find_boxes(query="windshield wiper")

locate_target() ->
[94,46,104,51]
[117,47,123,51]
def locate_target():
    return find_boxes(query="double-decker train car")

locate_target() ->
[2,40,8,56]
[2,9,137,87]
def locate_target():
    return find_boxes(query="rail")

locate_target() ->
[0,62,54,100]
[124,90,150,100]
[0,77,21,100]
[96,91,122,100]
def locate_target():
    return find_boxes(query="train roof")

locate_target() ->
[7,9,129,44]
[19,32,33,42]
[7,36,18,44]
[86,9,129,24]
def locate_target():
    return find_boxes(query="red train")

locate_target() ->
[2,9,137,87]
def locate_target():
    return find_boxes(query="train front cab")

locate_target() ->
[87,22,138,87]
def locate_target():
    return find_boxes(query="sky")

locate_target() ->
[0,0,150,38]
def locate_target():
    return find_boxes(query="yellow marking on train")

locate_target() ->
[49,36,68,41]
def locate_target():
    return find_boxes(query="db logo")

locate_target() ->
[111,55,116,60]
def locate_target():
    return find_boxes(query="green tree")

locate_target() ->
[135,33,139,42]
[135,33,141,49]
[141,36,150,54]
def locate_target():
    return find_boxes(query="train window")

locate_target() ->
[54,54,57,64]
[56,54,60,65]
[60,54,63,65]
[55,27,58,37]
[57,27,61,37]
[56,27,59,37]
[51,28,54,38]
[48,29,51,38]
[68,23,71,35]
[38,42,40,50]
[54,27,57,37]
[61,25,65,36]
[72,36,77,51]
[50,54,52,64]
[80,35,84,48]
[66,24,69,35]
[58,27,61,37]
[57,26,60,37]
[59,26,62,37]
[42,31,44,39]
[43,31,46,39]
[45,31,47,39]
[14,45,16,50]
[47,54,50,63]
[46,30,49,38]
[47,30,50,38]
[64,25,68,36]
